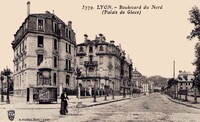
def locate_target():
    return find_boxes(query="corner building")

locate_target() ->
[12,6,76,96]
[76,34,133,96]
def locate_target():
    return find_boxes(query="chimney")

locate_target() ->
[45,11,51,14]
[84,34,88,43]
[99,33,104,42]
[27,1,30,16]
[110,40,115,45]
[68,21,72,28]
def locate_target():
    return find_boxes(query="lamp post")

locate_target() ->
[193,72,198,103]
[2,67,12,104]
[112,80,114,100]
[93,79,97,102]
[194,79,197,103]
[0,72,4,102]
[76,67,81,99]
[130,80,133,98]
[104,76,109,101]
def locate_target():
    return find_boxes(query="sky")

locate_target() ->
[0,0,200,78]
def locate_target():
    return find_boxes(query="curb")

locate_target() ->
[0,95,145,110]
[0,97,132,110]
[84,97,131,108]
[165,95,200,109]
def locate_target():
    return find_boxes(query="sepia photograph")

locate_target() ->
[0,0,200,121]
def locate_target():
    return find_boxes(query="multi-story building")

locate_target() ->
[11,2,76,96]
[132,68,142,88]
[76,34,133,96]
[177,71,194,95]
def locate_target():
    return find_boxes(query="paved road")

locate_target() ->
[0,93,199,122]
[58,93,200,122]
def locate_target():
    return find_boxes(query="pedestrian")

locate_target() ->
[60,90,69,115]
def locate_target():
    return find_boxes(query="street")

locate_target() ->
[57,93,200,122]
[0,93,200,122]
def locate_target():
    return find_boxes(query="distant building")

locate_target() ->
[76,34,133,96]
[177,71,194,95]
[132,68,142,88]
[11,2,76,96]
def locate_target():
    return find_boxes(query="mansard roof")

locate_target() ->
[77,40,110,46]
[30,11,65,24]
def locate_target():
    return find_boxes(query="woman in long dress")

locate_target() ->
[60,91,69,115]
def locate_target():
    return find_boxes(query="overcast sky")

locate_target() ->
[0,0,200,78]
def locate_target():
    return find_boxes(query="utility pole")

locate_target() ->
[173,60,175,79]
[173,60,176,99]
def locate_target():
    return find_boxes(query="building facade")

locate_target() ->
[177,71,194,95]
[76,34,133,96]
[11,2,76,96]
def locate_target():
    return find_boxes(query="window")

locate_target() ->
[38,19,44,31]
[53,73,56,85]
[58,24,62,36]
[99,45,104,51]
[54,56,57,68]
[89,46,93,53]
[79,57,83,65]
[99,56,103,65]
[16,61,19,71]
[69,60,71,70]
[66,59,68,69]
[69,45,71,54]
[66,75,70,86]
[69,30,71,39]
[79,46,84,52]
[66,28,69,38]
[22,59,24,68]
[65,59,71,70]
[53,22,58,34]
[88,67,94,72]
[89,56,93,63]
[66,43,68,52]
[22,41,24,51]
[38,36,44,48]
[54,39,58,50]
[25,21,28,29]
[37,54,43,66]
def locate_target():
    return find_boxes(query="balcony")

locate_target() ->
[64,67,74,73]
[76,51,86,56]
[84,61,98,67]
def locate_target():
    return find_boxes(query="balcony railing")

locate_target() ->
[64,67,74,73]
[76,51,86,56]
[84,61,98,67]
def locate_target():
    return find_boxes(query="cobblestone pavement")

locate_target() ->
[0,93,199,122]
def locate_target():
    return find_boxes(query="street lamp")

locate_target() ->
[194,79,197,103]
[93,79,97,102]
[112,80,114,100]
[104,76,109,101]
[193,72,198,103]
[0,72,4,102]
[76,67,81,99]
[2,67,12,104]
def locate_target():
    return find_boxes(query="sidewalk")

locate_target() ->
[165,94,200,109]
[0,94,143,109]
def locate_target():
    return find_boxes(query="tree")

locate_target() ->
[188,6,200,88]
[187,6,200,40]
[188,6,200,102]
